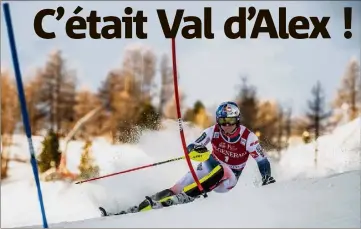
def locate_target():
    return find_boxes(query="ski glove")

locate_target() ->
[193,145,209,153]
[262,174,276,186]
[187,144,210,162]
[187,144,209,153]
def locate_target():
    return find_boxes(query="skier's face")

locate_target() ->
[217,117,238,135]
[220,124,237,134]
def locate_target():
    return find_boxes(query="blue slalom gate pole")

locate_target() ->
[2,3,49,228]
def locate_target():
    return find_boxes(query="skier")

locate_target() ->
[101,101,276,216]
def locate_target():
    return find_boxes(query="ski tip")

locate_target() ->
[99,207,107,217]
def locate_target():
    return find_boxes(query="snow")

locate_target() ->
[1,118,360,228]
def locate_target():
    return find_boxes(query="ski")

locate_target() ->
[99,205,140,217]
[98,194,202,217]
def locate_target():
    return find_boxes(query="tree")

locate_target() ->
[333,57,360,122]
[182,100,212,128]
[275,105,285,152]
[74,88,102,138]
[292,116,310,136]
[37,50,77,135]
[1,70,19,138]
[112,73,143,143]
[235,76,258,130]
[163,90,186,120]
[183,109,195,123]
[96,45,159,143]
[98,70,121,111]
[78,140,99,180]
[306,81,331,140]
[137,101,161,130]
[122,44,157,100]
[37,129,62,173]
[97,68,140,143]
[192,101,211,128]
[284,107,292,148]
[97,69,128,141]
[254,100,279,150]
[1,70,20,179]
[97,70,124,141]
[159,54,174,117]
[24,70,49,134]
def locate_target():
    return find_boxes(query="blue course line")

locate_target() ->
[2,3,49,228]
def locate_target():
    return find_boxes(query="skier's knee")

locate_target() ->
[213,165,238,193]
[213,179,235,193]
[183,164,225,197]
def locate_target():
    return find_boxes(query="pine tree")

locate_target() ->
[235,76,258,131]
[182,101,211,128]
[78,140,99,180]
[306,81,331,140]
[37,129,62,173]
[192,101,211,128]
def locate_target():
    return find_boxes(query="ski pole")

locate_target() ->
[75,153,209,184]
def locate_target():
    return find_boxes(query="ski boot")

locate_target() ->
[138,164,225,212]
[137,189,197,212]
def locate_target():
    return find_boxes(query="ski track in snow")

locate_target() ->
[1,118,360,228]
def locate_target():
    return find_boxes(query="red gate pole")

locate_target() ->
[171,37,207,197]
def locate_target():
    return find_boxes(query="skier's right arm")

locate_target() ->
[186,126,215,161]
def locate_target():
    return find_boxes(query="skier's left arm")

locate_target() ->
[246,133,276,185]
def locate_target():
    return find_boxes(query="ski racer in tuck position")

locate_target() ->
[116,101,276,214]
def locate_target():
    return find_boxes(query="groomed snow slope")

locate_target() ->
[1,118,360,228]
[33,170,361,228]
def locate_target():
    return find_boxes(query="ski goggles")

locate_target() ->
[217,117,238,125]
